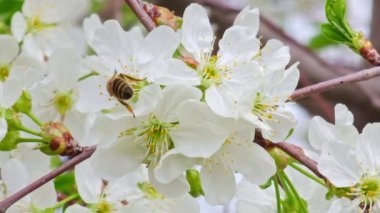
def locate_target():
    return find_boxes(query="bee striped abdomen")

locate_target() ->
[112,77,133,100]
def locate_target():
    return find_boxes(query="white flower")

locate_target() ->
[90,85,205,182]
[30,48,81,122]
[69,163,199,213]
[237,63,299,142]
[318,122,380,212]
[155,101,275,204]
[10,0,82,59]
[158,4,261,118]
[1,145,56,212]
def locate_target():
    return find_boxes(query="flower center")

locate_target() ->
[252,93,278,120]
[96,200,112,213]
[27,17,55,34]
[200,56,222,88]
[122,115,176,167]
[0,65,10,82]
[351,175,380,210]
[53,91,74,115]
[138,181,165,200]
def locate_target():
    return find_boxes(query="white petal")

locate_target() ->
[83,14,102,46]
[167,194,199,213]
[181,3,213,61]
[90,137,146,180]
[262,111,296,142]
[271,63,300,101]
[335,104,354,125]
[47,48,81,91]
[233,7,259,35]
[308,116,336,150]
[1,78,23,108]
[357,123,380,173]
[146,59,200,86]
[217,26,260,67]
[155,85,202,123]
[22,0,76,23]
[225,142,276,184]
[66,205,93,213]
[0,35,19,64]
[11,12,27,42]
[200,159,236,205]
[327,198,360,213]
[75,161,102,203]
[2,159,28,193]
[136,26,179,65]
[171,122,229,158]
[77,75,117,112]
[155,150,197,184]
[318,141,361,187]
[261,40,290,71]
[205,86,237,118]
[149,168,189,198]
[0,118,7,141]
[31,182,56,208]
[131,84,162,117]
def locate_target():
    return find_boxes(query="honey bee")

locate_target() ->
[106,71,145,118]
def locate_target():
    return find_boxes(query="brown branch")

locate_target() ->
[370,0,380,52]
[254,131,324,179]
[124,0,156,31]
[291,67,380,101]
[0,147,96,213]
[273,142,324,178]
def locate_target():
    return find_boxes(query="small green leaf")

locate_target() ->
[309,33,337,50]
[186,169,204,197]
[54,171,77,195]
[0,130,19,151]
[321,23,350,43]
[13,90,32,114]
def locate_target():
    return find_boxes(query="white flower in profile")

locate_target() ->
[237,63,299,142]
[236,166,331,213]
[159,3,261,118]
[11,0,80,59]
[0,144,57,212]
[318,121,380,212]
[30,48,81,122]
[309,103,359,151]
[154,101,275,205]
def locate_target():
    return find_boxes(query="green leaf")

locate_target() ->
[333,0,346,21]
[309,33,337,50]
[186,169,204,197]
[12,90,32,114]
[0,130,19,151]
[321,23,350,44]
[54,171,77,195]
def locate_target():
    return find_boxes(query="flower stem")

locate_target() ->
[16,138,48,144]
[52,193,79,209]
[25,112,43,127]
[17,125,42,137]
[273,176,282,213]
[290,163,325,187]
[278,171,308,213]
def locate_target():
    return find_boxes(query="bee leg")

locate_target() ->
[120,73,146,82]
[120,100,136,118]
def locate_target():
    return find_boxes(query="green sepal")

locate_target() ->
[283,128,294,141]
[186,169,204,197]
[54,171,77,195]
[0,130,19,151]
[259,178,272,189]
[4,108,22,130]
[12,90,32,114]
[282,195,308,213]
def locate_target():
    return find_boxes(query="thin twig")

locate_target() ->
[291,67,380,101]
[0,147,96,212]
[124,0,156,31]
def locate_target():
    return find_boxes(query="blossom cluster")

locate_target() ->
[1,0,379,212]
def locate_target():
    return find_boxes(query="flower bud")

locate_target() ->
[40,122,79,156]
[268,147,295,170]
[143,3,182,31]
